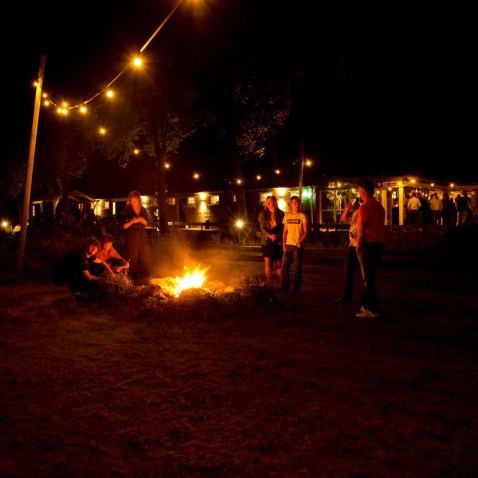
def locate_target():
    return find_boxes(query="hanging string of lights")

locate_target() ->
[35,0,187,113]
[30,0,313,184]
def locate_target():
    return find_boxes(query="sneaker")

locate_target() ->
[355,308,379,318]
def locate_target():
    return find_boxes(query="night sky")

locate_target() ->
[3,0,475,193]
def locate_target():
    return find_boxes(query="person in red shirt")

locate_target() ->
[96,234,130,274]
[356,179,386,318]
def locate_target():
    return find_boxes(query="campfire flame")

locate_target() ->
[172,264,210,297]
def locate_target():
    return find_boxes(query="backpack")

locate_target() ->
[52,254,78,286]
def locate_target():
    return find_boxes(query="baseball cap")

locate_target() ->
[357,179,375,194]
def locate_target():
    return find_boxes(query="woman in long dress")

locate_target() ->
[121,191,151,282]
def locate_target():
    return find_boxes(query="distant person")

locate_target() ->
[455,191,472,226]
[441,193,453,226]
[403,193,409,224]
[417,192,430,224]
[471,189,478,224]
[407,192,421,225]
[281,196,309,295]
[355,179,386,318]
[429,193,443,225]
[259,195,285,286]
[332,197,363,306]
[121,191,152,282]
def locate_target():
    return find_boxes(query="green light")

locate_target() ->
[302,187,312,199]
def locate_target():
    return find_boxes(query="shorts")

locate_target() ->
[262,242,283,262]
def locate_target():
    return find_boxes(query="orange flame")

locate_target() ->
[172,264,210,297]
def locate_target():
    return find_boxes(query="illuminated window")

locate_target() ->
[260,192,273,202]
[209,195,219,205]
[187,197,197,207]
[167,198,176,206]
[231,195,236,203]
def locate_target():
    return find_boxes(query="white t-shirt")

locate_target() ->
[283,212,308,245]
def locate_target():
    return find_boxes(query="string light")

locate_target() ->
[30,0,296,181]
[38,0,188,112]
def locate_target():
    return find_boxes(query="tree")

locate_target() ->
[98,60,199,233]
[200,49,295,219]
[1,106,93,224]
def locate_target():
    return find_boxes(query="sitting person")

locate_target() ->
[68,237,114,301]
[96,234,129,274]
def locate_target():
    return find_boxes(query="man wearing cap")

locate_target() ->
[355,179,386,318]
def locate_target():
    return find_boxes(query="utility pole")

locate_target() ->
[17,55,45,269]
[298,139,305,201]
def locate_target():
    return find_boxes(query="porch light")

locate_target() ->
[302,187,312,199]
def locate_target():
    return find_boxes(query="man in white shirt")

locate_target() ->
[429,193,443,225]
[407,192,421,225]
[281,196,309,295]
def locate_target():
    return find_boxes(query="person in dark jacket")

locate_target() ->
[121,191,152,281]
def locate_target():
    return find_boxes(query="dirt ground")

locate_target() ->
[1,254,477,477]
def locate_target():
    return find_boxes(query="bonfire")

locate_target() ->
[149,264,235,298]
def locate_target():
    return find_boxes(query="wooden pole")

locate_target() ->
[298,139,304,201]
[17,55,45,269]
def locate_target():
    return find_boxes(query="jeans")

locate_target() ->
[456,211,468,226]
[281,245,304,293]
[343,246,362,301]
[357,242,383,313]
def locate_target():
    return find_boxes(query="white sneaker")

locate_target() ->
[355,308,379,318]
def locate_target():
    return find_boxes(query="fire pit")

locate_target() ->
[149,264,235,298]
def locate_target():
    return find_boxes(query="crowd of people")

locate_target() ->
[258,180,386,318]
[59,191,152,301]
[403,189,478,226]
[58,185,476,309]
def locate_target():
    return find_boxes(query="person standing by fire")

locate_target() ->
[121,191,152,282]
[281,196,309,295]
[259,195,285,286]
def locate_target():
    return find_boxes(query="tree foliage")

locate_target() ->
[97,60,199,233]
[199,48,295,218]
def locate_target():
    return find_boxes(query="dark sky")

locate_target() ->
[3,0,475,188]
